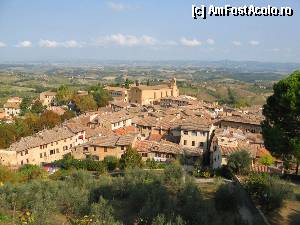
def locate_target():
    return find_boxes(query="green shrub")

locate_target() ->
[17,164,47,182]
[104,156,119,171]
[259,154,274,166]
[227,150,252,175]
[119,147,143,169]
[245,173,293,211]
[215,183,241,212]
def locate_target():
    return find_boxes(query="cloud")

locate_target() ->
[16,40,32,48]
[63,40,83,48]
[180,37,202,47]
[95,34,156,46]
[232,41,242,46]
[39,40,59,48]
[107,2,126,11]
[0,42,6,47]
[207,38,215,45]
[249,40,260,46]
[39,39,83,48]
[271,48,280,52]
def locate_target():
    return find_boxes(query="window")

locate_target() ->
[94,147,96,151]
[142,153,148,157]
[64,139,66,142]
[50,150,55,155]
[70,144,72,148]
[40,153,43,158]
[25,150,28,155]
[21,151,23,156]
[63,146,68,151]
[44,152,47,157]
[192,141,195,146]
[51,142,53,146]
[104,147,108,152]
[26,159,29,163]
[21,160,23,165]
[56,149,59,153]
[121,146,125,150]
[183,140,187,145]
[191,131,197,136]
[183,131,188,135]
[83,147,88,151]
[199,142,204,147]
[40,145,43,149]
[55,141,58,145]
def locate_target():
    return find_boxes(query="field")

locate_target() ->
[0,63,279,108]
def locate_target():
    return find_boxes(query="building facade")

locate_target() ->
[129,78,179,105]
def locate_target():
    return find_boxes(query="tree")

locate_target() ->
[30,101,45,114]
[259,154,274,166]
[125,78,134,89]
[262,71,300,174]
[73,95,97,113]
[39,110,61,129]
[227,150,252,175]
[89,85,112,108]
[60,110,76,121]
[119,147,143,169]
[19,96,32,116]
[56,85,74,105]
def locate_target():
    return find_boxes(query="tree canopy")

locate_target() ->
[262,71,300,173]
[227,150,252,175]
[89,85,112,108]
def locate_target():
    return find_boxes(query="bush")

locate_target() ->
[145,159,166,169]
[259,154,274,166]
[227,150,252,175]
[214,165,233,179]
[119,147,143,169]
[17,164,47,182]
[104,156,119,171]
[215,183,241,212]
[0,165,17,183]
[245,173,293,211]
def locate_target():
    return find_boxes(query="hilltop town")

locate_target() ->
[0,77,276,174]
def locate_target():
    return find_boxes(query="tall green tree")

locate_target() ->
[20,96,32,116]
[73,95,97,113]
[89,85,112,108]
[119,147,143,169]
[30,101,46,114]
[227,150,252,175]
[56,85,74,105]
[262,71,300,174]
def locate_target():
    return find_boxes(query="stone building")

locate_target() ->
[40,91,57,107]
[0,126,86,167]
[129,78,179,105]
[4,97,22,117]
[104,86,129,102]
[72,134,137,160]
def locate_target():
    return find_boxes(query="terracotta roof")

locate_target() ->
[134,140,183,155]
[90,134,136,147]
[49,106,66,116]
[7,126,75,152]
[131,84,171,91]
[113,126,136,135]
[219,143,257,158]
[4,102,20,109]
[256,148,271,158]
[251,165,282,174]
[148,133,163,142]
[177,117,211,131]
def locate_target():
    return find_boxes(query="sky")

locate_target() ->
[0,0,299,62]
